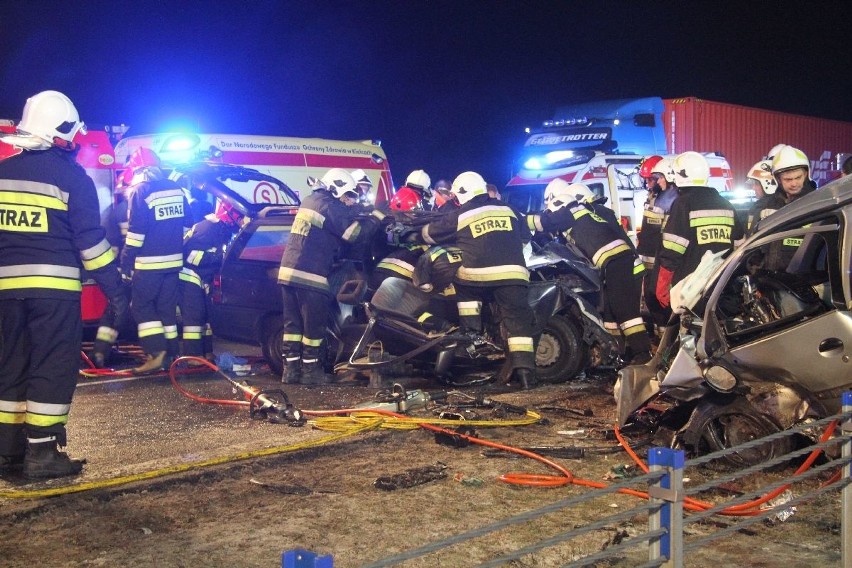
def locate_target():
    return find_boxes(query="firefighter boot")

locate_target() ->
[23,439,84,480]
[133,351,168,374]
[281,358,302,384]
[301,360,333,385]
[512,368,537,391]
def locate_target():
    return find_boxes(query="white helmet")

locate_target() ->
[771,145,809,178]
[765,144,787,160]
[546,181,593,212]
[17,90,86,148]
[652,157,675,183]
[405,169,431,192]
[543,178,570,209]
[747,160,778,195]
[451,171,487,205]
[321,168,358,198]
[673,151,710,186]
[350,169,372,188]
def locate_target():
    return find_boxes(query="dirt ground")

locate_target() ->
[0,364,844,568]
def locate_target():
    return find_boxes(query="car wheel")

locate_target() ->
[261,322,285,376]
[687,399,792,468]
[535,314,588,383]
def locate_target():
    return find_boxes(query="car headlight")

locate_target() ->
[703,364,738,392]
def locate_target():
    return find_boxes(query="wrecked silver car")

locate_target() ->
[615,174,852,465]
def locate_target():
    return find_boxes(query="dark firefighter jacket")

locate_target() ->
[278,189,385,294]
[528,201,643,274]
[658,185,744,284]
[0,148,122,300]
[182,215,234,282]
[421,194,529,287]
[637,187,678,267]
[120,178,192,274]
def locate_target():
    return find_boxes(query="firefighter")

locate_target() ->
[528,180,652,364]
[179,200,246,359]
[350,168,374,203]
[656,152,744,310]
[637,156,679,337]
[744,146,818,271]
[278,168,386,384]
[120,148,193,373]
[387,169,432,211]
[0,91,125,479]
[421,171,536,389]
[90,147,162,368]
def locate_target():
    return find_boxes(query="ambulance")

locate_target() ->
[113,133,395,206]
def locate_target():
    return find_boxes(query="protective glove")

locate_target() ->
[656,266,674,309]
[108,286,131,330]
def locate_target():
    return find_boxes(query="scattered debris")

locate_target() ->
[453,472,484,487]
[603,464,638,480]
[762,489,797,523]
[249,478,314,495]
[374,462,448,491]
[434,425,478,448]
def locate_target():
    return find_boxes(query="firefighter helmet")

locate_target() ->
[765,144,788,160]
[388,186,424,211]
[638,155,663,178]
[321,168,358,198]
[747,160,778,195]
[672,151,710,186]
[17,90,86,149]
[543,178,570,209]
[451,171,487,205]
[548,182,593,212]
[652,157,675,183]
[119,147,162,187]
[350,169,372,188]
[405,170,431,192]
[771,145,809,177]
[215,200,245,229]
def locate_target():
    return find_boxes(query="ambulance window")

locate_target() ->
[238,225,290,262]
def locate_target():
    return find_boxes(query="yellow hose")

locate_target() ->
[0,417,383,499]
[1,409,539,500]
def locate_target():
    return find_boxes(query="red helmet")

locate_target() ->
[389,186,424,211]
[638,155,663,178]
[119,147,161,187]
[215,200,244,228]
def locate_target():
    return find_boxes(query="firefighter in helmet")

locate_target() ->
[388,169,432,212]
[655,152,744,310]
[278,168,386,384]
[0,91,125,479]
[528,180,652,364]
[120,148,193,373]
[421,171,537,389]
[179,199,247,360]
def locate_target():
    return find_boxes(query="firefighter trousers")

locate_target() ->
[455,283,535,370]
[642,263,672,333]
[281,285,331,364]
[602,254,651,357]
[131,271,179,357]
[0,298,81,455]
[178,270,212,357]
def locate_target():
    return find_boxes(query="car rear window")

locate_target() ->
[238,225,291,262]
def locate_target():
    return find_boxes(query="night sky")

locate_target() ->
[1,1,848,187]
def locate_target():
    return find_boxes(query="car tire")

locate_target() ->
[685,398,792,468]
[535,314,588,383]
[261,322,285,376]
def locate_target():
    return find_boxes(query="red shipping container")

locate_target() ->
[663,97,852,186]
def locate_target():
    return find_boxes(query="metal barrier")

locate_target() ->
[354,391,852,568]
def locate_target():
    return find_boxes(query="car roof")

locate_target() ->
[751,174,852,237]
